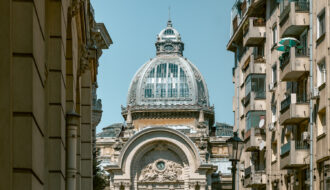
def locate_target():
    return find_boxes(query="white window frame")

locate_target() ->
[317,60,326,87]
[317,9,326,39]
[272,25,278,46]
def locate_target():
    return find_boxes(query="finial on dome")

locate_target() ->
[167,6,172,27]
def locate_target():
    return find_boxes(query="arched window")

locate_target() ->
[144,63,189,99]
[164,29,174,35]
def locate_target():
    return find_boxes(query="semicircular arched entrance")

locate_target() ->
[106,127,212,190]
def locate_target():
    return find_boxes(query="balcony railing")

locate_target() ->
[295,140,309,149]
[255,91,266,99]
[294,1,309,12]
[281,141,291,155]
[281,140,309,156]
[280,52,290,70]
[295,47,309,57]
[243,17,266,37]
[280,95,291,113]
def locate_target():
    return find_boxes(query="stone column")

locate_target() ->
[66,111,80,190]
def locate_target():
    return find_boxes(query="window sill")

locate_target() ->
[316,33,326,46]
[317,132,326,141]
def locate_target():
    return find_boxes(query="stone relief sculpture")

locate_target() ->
[139,159,183,182]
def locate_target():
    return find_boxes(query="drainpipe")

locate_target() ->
[233,43,240,190]
[66,111,80,190]
[309,0,313,189]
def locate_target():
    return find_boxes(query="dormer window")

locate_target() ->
[164,29,174,35]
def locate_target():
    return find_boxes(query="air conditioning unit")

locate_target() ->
[268,122,275,131]
[269,82,275,92]
[312,87,319,99]
[302,131,310,142]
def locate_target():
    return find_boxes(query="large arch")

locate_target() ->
[106,127,214,190]
[118,126,201,176]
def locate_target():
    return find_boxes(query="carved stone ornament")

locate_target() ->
[79,47,90,75]
[71,0,83,17]
[196,138,208,150]
[113,139,123,151]
[139,159,183,182]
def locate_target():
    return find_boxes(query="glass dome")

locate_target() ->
[126,20,209,107]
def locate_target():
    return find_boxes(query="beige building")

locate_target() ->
[96,20,233,190]
[0,0,111,189]
[227,0,330,189]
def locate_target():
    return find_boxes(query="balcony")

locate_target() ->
[243,17,266,46]
[244,166,266,188]
[280,47,309,81]
[280,140,309,169]
[279,93,309,125]
[242,91,266,115]
[279,1,309,37]
[242,54,266,81]
[244,127,266,152]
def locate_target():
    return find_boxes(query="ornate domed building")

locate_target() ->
[99,20,232,190]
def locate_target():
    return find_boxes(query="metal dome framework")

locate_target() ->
[126,20,210,108]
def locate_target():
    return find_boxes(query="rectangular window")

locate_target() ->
[299,31,308,56]
[318,111,326,136]
[272,25,278,46]
[246,111,265,131]
[271,105,277,123]
[271,143,277,163]
[245,74,266,98]
[318,10,326,38]
[272,64,277,84]
[317,60,326,87]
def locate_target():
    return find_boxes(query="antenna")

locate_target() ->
[168,6,171,21]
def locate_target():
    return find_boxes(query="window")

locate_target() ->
[245,75,266,98]
[317,10,326,38]
[144,63,190,99]
[271,105,277,123]
[318,111,326,136]
[299,31,308,56]
[164,29,174,35]
[272,64,277,84]
[271,143,277,163]
[317,60,326,87]
[246,111,265,131]
[272,25,278,46]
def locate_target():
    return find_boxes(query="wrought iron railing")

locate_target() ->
[281,141,291,155]
[295,140,309,149]
[295,46,309,57]
[245,166,252,177]
[280,95,291,113]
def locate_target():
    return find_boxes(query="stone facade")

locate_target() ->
[96,20,232,190]
[228,0,330,189]
[0,0,111,189]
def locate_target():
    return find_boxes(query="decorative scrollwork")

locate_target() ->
[139,159,183,182]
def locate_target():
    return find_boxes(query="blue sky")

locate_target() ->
[92,0,236,133]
